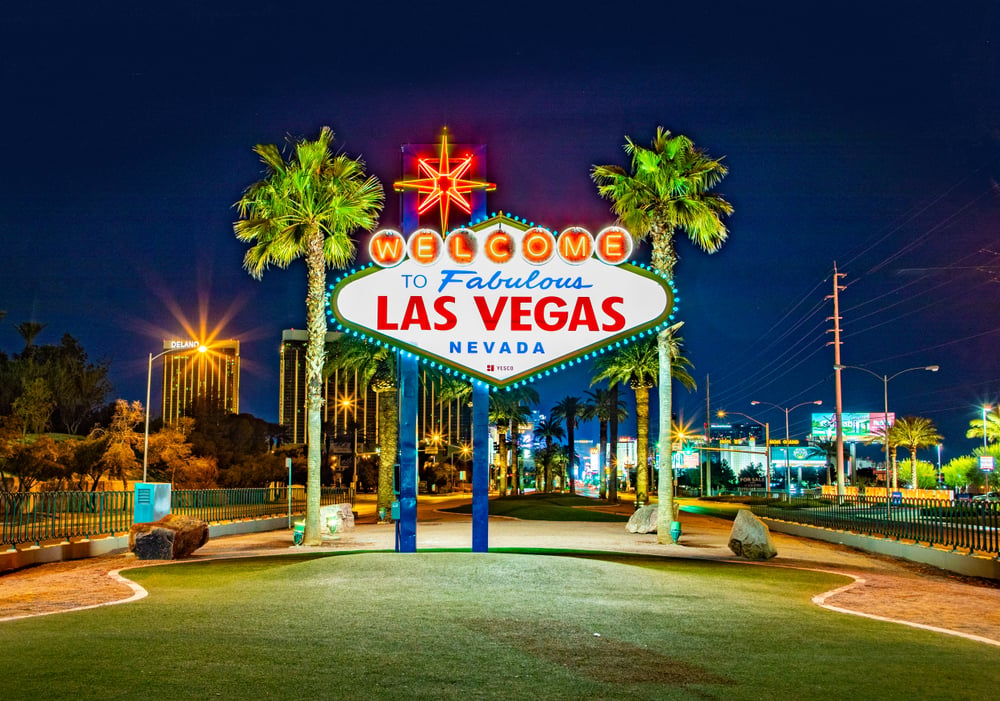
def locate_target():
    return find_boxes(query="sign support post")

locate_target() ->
[472,382,490,552]
[397,352,418,552]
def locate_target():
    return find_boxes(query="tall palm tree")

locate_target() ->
[869,424,902,489]
[591,330,696,505]
[593,127,732,542]
[582,387,628,499]
[234,127,384,545]
[15,321,46,352]
[966,407,1000,445]
[324,335,398,517]
[500,386,539,495]
[488,393,515,495]
[551,395,584,494]
[893,416,942,490]
[533,417,565,492]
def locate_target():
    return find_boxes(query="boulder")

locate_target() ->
[319,503,355,536]
[626,505,658,534]
[129,513,209,560]
[728,509,777,560]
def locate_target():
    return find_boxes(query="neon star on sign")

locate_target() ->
[393,128,496,233]
[328,213,676,388]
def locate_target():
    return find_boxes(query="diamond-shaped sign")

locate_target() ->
[328,214,675,388]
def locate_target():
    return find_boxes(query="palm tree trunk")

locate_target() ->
[377,388,397,518]
[635,384,649,505]
[598,422,608,500]
[608,383,619,503]
[511,423,521,495]
[911,452,918,490]
[497,428,508,495]
[304,232,326,545]
[567,420,576,495]
[656,329,676,543]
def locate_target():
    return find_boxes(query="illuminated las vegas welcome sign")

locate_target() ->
[328,212,676,389]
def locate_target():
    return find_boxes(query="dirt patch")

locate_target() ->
[473,617,734,687]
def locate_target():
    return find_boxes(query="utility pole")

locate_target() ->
[704,374,711,497]
[827,263,847,497]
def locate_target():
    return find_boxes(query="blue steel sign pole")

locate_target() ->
[397,352,418,552]
[472,382,490,552]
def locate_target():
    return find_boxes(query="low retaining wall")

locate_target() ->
[1,517,295,573]
[763,517,1000,580]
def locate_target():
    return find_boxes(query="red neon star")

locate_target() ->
[394,128,496,232]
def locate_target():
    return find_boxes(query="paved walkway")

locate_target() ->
[3,497,1000,646]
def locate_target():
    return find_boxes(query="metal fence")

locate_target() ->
[750,494,1000,557]
[1,486,354,548]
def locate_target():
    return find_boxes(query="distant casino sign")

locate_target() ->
[329,214,676,388]
[168,340,201,349]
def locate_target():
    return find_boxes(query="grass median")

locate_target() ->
[444,493,631,522]
[3,550,997,700]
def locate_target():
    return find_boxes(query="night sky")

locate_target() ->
[2,1,998,461]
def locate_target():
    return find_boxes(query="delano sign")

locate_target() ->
[328,213,675,388]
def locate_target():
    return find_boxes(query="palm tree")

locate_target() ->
[495,386,539,495]
[533,417,565,492]
[234,127,384,545]
[488,394,514,494]
[966,407,1000,445]
[867,425,901,490]
[324,335,397,518]
[592,331,696,505]
[893,416,942,490]
[15,321,46,353]
[593,127,732,542]
[551,396,584,494]
[582,387,628,499]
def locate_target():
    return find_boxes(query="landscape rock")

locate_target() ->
[728,509,777,560]
[319,503,355,535]
[626,505,658,534]
[129,513,209,560]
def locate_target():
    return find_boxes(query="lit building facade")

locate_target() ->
[161,339,239,424]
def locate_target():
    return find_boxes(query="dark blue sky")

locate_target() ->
[2,1,998,460]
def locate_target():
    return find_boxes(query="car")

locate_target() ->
[972,491,999,502]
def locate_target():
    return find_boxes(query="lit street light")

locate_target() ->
[750,399,823,496]
[834,364,938,492]
[143,343,207,482]
[982,405,991,454]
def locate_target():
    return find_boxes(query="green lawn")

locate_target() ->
[446,492,631,522]
[2,551,996,700]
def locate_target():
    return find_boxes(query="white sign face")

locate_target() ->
[329,216,674,387]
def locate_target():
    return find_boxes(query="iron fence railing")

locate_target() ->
[2,487,354,548]
[750,494,1000,557]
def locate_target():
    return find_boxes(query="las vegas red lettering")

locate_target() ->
[377,295,624,332]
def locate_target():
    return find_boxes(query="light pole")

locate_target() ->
[143,343,206,483]
[983,405,991,493]
[717,410,771,493]
[983,405,991,454]
[750,399,823,496]
[834,364,938,492]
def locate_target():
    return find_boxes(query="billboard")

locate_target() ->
[329,216,675,388]
[811,412,894,441]
[770,446,828,468]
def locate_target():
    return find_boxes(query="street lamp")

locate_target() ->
[339,395,359,492]
[750,399,823,496]
[143,343,207,483]
[717,410,771,493]
[834,364,938,492]
[982,405,991,454]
